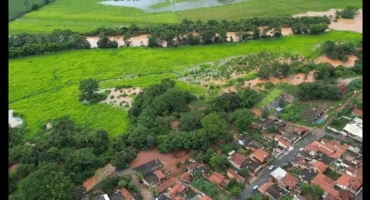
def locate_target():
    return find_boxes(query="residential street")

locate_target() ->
[235,129,328,200]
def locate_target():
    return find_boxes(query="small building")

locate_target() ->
[302,107,327,122]
[239,136,265,151]
[291,155,309,169]
[253,148,270,163]
[309,159,329,173]
[199,196,212,200]
[186,162,204,173]
[278,138,291,149]
[335,173,352,190]
[298,169,317,183]
[259,181,288,200]
[270,167,299,191]
[337,84,348,95]
[180,172,191,183]
[311,173,339,198]
[343,118,362,142]
[254,119,286,130]
[154,170,166,181]
[208,172,229,188]
[91,194,111,200]
[316,155,335,166]
[229,152,248,169]
[133,159,163,188]
[142,174,161,188]
[281,132,298,143]
[245,159,263,175]
[342,149,361,162]
[165,182,187,200]
[294,127,308,136]
[351,108,363,118]
[156,177,178,195]
[119,188,135,200]
[226,169,245,183]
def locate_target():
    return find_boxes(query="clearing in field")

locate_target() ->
[257,88,283,108]
[8,0,362,34]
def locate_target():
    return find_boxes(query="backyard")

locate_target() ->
[257,88,283,108]
[191,177,230,200]
[323,168,342,181]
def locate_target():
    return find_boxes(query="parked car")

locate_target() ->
[253,185,259,190]
[269,165,274,170]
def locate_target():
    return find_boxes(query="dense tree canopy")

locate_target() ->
[297,81,341,100]
[79,78,106,103]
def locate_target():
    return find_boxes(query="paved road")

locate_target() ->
[235,130,327,200]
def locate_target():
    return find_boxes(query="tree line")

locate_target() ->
[9,15,330,58]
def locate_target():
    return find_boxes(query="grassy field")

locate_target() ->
[9,0,46,21]
[9,31,361,137]
[257,88,283,108]
[9,0,362,35]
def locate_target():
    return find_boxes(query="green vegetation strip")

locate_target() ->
[9,0,362,34]
[9,31,361,136]
[257,88,283,108]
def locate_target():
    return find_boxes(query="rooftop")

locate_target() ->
[343,149,360,159]
[294,127,308,134]
[343,123,362,138]
[271,167,287,181]
[253,148,270,163]
[266,183,286,199]
[299,169,317,182]
[339,189,353,200]
[208,172,227,185]
[352,108,363,117]
[200,196,212,200]
[180,172,191,183]
[309,159,328,172]
[155,170,166,179]
[316,155,335,165]
[186,162,203,171]
[257,119,285,129]
[292,155,309,168]
[259,181,274,193]
[336,173,352,187]
[133,158,163,176]
[240,135,254,144]
[311,173,339,197]
[321,139,349,151]
[119,188,134,200]
[108,193,123,200]
[248,140,265,149]
[229,153,248,166]
[143,173,160,186]
[167,182,186,199]
[278,137,291,148]
[156,177,178,194]
[346,166,362,180]
[245,158,263,171]
[227,169,245,182]
[280,172,299,188]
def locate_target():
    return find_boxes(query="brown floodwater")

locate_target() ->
[315,55,358,67]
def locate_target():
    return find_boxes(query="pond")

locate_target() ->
[100,0,245,12]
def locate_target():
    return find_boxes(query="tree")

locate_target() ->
[281,195,292,200]
[19,163,74,200]
[70,186,86,200]
[301,182,310,194]
[261,108,269,119]
[239,88,262,108]
[97,35,118,48]
[229,108,256,132]
[209,155,229,170]
[123,32,132,47]
[111,149,137,170]
[31,3,39,10]
[176,161,182,168]
[24,0,30,9]
[238,168,250,178]
[179,111,203,131]
[311,184,324,197]
[79,78,105,103]
[201,113,229,140]
[44,0,50,4]
[230,187,242,196]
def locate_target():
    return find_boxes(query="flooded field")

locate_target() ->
[100,0,245,12]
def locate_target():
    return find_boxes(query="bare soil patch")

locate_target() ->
[251,106,262,117]
[172,119,180,130]
[130,149,191,173]
[83,163,116,191]
[9,163,19,172]
[315,55,358,67]
[100,87,142,108]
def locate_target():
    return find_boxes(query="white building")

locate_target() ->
[343,117,362,142]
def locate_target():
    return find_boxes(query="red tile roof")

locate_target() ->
[339,189,353,200]
[321,139,349,151]
[208,172,227,185]
[200,196,212,200]
[259,181,274,193]
[349,177,363,191]
[226,169,245,182]
[154,170,166,179]
[280,172,299,188]
[253,148,270,163]
[304,141,344,158]
[346,166,363,180]
[324,194,337,200]
[292,156,308,167]
[187,162,203,171]
[352,108,363,117]
[156,177,178,194]
[336,173,352,187]
[229,153,248,166]
[167,182,186,199]
[119,188,135,200]
[180,172,191,182]
[310,160,328,172]
[294,127,307,134]
[311,173,339,197]
[278,138,291,148]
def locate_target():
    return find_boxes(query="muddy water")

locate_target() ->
[87,34,151,48]
[315,55,358,67]
[294,9,362,33]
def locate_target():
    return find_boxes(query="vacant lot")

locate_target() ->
[9,0,362,34]
[257,88,283,108]
[9,32,361,136]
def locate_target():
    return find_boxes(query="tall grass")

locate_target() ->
[9,0,362,34]
[9,31,361,136]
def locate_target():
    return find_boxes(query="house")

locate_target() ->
[281,132,298,143]
[186,162,204,173]
[345,165,362,180]
[341,149,360,162]
[316,154,335,166]
[253,148,270,163]
[309,159,328,173]
[229,152,248,169]
[262,132,277,141]
[321,139,349,151]
[302,107,327,122]
[335,173,352,190]
[299,169,317,183]
[154,170,167,181]
[245,158,264,175]
[278,137,291,149]
[254,119,286,130]
[156,177,178,194]
[92,194,111,200]
[291,155,309,169]
[343,117,362,142]
[208,172,229,188]
[311,173,339,198]
[133,159,163,188]
[303,141,344,159]
[165,182,187,199]
[337,84,348,95]
[351,108,362,118]
[199,196,212,200]
[259,181,288,200]
[119,188,135,200]
[338,189,354,200]
[226,169,245,183]
[109,192,124,200]
[294,127,308,136]
[239,135,265,150]
[180,172,191,183]
[270,167,299,191]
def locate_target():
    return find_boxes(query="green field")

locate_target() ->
[9,0,46,21]
[9,0,362,35]
[9,31,361,137]
[257,88,283,108]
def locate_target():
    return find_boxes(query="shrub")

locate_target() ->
[31,3,39,10]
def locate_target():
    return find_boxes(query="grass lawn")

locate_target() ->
[257,88,283,108]
[9,0,46,21]
[9,0,362,34]
[329,117,348,130]
[9,31,361,137]
[192,177,230,200]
